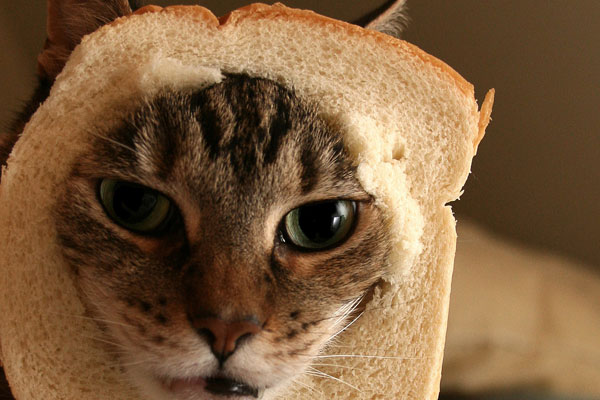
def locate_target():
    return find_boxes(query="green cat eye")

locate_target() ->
[281,200,357,250]
[99,179,174,234]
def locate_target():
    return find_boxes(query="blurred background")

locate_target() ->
[1,1,598,399]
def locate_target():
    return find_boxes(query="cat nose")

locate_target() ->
[193,317,262,363]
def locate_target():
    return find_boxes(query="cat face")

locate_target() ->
[54,75,390,399]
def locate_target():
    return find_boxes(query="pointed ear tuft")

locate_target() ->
[38,0,134,81]
[356,0,408,39]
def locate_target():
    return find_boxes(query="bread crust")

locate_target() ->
[124,3,476,99]
[476,89,495,151]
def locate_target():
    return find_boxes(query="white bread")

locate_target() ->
[0,3,493,399]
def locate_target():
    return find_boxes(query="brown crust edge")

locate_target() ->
[475,89,495,152]
[125,3,476,99]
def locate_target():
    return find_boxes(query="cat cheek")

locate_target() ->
[278,253,319,277]
[243,340,316,383]
[272,244,344,279]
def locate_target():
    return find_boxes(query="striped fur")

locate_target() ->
[54,75,390,398]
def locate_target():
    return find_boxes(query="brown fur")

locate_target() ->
[53,75,391,397]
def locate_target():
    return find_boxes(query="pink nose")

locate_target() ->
[193,318,262,362]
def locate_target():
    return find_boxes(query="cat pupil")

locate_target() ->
[298,202,344,243]
[99,179,173,233]
[113,183,157,222]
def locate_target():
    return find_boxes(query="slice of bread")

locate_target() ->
[0,4,493,399]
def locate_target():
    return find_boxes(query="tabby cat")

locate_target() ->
[0,1,408,399]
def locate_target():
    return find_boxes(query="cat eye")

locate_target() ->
[99,179,175,234]
[281,200,357,250]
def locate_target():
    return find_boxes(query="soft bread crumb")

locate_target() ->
[138,53,224,94]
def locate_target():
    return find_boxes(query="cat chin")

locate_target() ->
[135,376,266,400]
[126,368,264,400]
[129,373,282,400]
[124,356,292,400]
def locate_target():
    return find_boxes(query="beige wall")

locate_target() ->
[1,1,598,268]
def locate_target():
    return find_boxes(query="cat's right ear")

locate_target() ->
[38,0,140,81]
[353,0,408,39]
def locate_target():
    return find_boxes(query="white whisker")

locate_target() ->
[80,334,129,351]
[324,343,413,355]
[310,362,368,372]
[105,357,151,370]
[313,354,430,361]
[49,311,135,329]
[329,295,363,331]
[88,130,137,154]
[306,367,362,393]
[291,377,321,396]
[328,310,364,342]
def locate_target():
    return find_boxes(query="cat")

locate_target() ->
[0,1,407,399]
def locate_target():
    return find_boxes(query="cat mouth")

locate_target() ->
[163,374,263,399]
[204,377,260,398]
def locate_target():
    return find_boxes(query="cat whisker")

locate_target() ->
[324,343,408,353]
[310,298,395,327]
[105,357,153,370]
[312,354,431,361]
[309,362,368,372]
[87,130,137,154]
[48,311,135,330]
[306,303,419,340]
[326,295,364,331]
[290,377,322,396]
[80,333,130,351]
[328,310,364,342]
[305,366,362,393]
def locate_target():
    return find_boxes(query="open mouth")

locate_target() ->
[205,377,259,398]
[164,375,261,398]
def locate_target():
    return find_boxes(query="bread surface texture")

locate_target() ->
[0,4,492,399]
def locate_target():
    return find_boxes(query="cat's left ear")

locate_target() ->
[354,0,408,39]
[38,0,139,81]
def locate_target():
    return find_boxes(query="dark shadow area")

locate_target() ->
[0,367,14,400]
